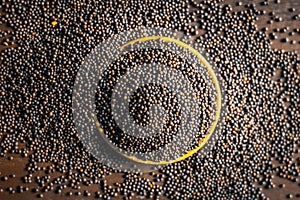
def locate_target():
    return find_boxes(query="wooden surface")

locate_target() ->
[0,0,299,200]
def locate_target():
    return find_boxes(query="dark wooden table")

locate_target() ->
[0,0,299,199]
